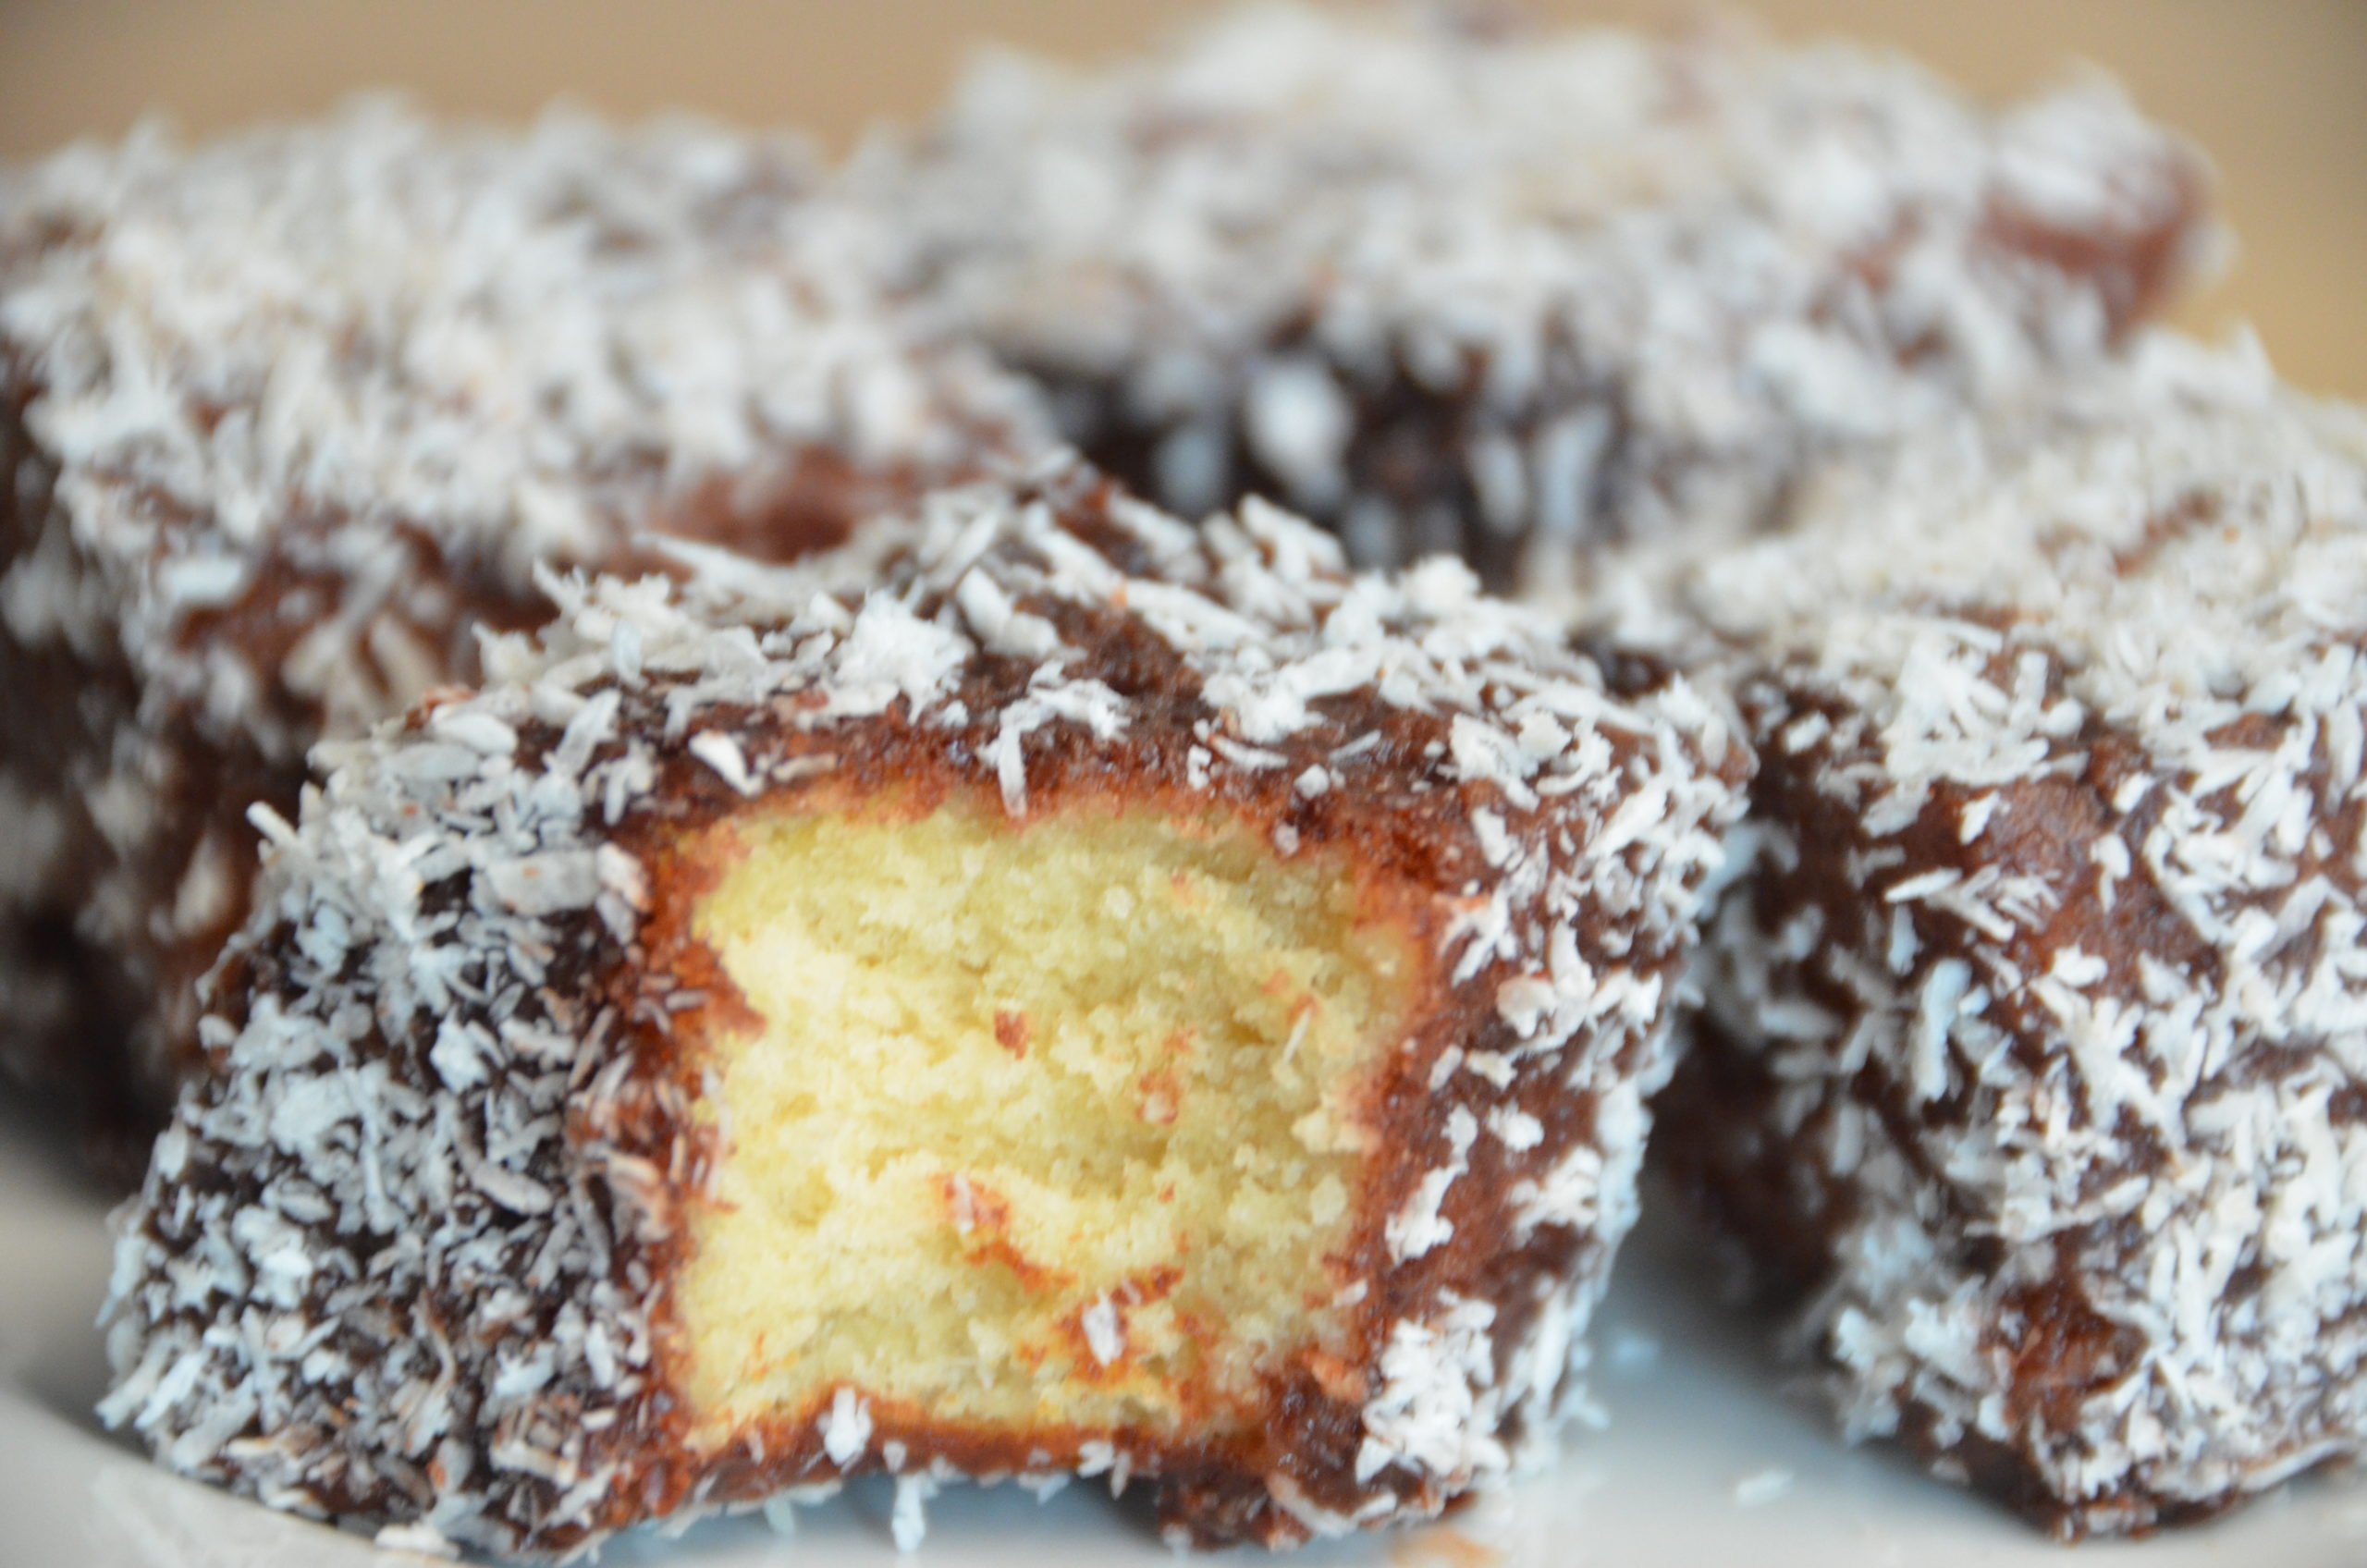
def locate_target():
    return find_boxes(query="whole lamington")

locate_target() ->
[100,462,1747,1556]
[1639,336,2367,1536]
[0,103,1042,1157]
[858,3,2212,595]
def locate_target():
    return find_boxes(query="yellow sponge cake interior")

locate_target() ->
[671,788,1425,1449]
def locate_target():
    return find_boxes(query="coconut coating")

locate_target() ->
[1630,336,2367,1536]
[0,102,1046,1157]
[856,4,2209,597]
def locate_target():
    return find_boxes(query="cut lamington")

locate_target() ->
[854,3,2212,595]
[0,103,1045,1154]
[100,462,1745,1555]
[1639,336,2367,1536]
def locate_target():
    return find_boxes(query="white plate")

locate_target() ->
[6,1097,2364,1568]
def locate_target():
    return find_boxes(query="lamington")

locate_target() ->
[1642,336,2367,1536]
[0,102,1045,1156]
[99,462,1746,1555]
[854,3,2212,596]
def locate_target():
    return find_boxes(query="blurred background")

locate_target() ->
[1,0,2360,396]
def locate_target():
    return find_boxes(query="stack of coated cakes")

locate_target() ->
[4,6,2360,1560]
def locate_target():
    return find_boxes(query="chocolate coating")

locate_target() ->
[0,104,1047,1162]
[857,5,2211,595]
[1627,338,2367,1536]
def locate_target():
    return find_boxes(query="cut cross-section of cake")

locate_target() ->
[99,461,1746,1555]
